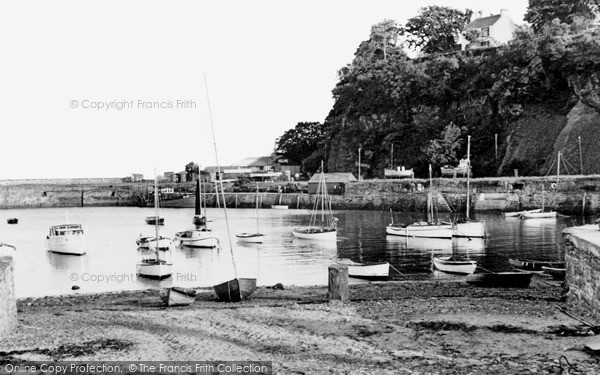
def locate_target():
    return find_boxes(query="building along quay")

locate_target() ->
[0,175,600,215]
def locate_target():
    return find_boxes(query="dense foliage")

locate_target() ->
[275,3,600,177]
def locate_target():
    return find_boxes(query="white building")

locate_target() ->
[460,9,517,50]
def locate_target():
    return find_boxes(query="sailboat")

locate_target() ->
[386,164,452,239]
[236,185,265,243]
[452,135,487,238]
[174,175,218,248]
[136,174,173,279]
[520,184,557,219]
[291,161,338,240]
[204,74,257,302]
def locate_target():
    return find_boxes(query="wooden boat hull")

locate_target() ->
[161,287,196,306]
[520,211,557,219]
[148,237,172,251]
[503,209,542,217]
[236,233,265,243]
[433,256,477,275]
[175,229,218,248]
[214,278,257,302]
[386,223,452,239]
[466,272,533,288]
[145,216,165,225]
[335,259,390,280]
[452,220,486,238]
[509,259,565,271]
[292,227,337,241]
[541,266,566,280]
[136,259,173,279]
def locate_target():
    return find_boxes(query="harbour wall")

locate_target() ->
[0,255,16,338]
[1,175,600,214]
[562,225,600,322]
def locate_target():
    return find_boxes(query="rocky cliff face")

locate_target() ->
[500,99,600,177]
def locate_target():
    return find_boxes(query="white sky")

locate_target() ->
[0,0,528,179]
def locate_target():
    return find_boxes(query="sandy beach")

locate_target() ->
[1,278,599,374]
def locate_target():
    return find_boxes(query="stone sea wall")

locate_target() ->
[0,256,16,338]
[1,175,600,214]
[563,225,600,322]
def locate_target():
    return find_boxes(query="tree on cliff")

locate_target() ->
[275,122,325,173]
[402,6,473,54]
[185,162,199,181]
[525,0,600,32]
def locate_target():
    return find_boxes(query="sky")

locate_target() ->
[0,0,528,180]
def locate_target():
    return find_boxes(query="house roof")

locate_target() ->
[308,173,358,183]
[230,156,273,167]
[466,14,501,29]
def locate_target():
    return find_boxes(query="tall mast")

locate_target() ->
[320,160,325,224]
[556,151,561,186]
[390,143,394,169]
[154,172,159,244]
[255,184,260,233]
[466,135,471,221]
[428,164,433,222]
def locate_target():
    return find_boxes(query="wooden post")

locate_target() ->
[327,265,349,303]
[0,254,17,338]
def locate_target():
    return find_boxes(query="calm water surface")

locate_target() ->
[0,206,593,297]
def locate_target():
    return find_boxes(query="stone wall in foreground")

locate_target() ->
[563,225,600,322]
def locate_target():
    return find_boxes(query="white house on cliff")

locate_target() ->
[460,9,517,50]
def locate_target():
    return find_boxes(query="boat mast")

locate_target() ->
[320,160,325,224]
[195,177,201,216]
[204,74,237,277]
[428,164,433,223]
[390,143,394,169]
[255,185,260,234]
[154,172,159,257]
[466,135,471,221]
[556,151,561,186]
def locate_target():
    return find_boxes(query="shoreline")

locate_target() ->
[3,279,600,374]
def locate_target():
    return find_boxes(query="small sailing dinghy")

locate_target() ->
[509,258,565,272]
[541,266,566,280]
[335,258,390,280]
[386,165,452,239]
[502,209,542,218]
[292,161,338,240]
[161,286,197,306]
[236,185,265,243]
[204,75,257,302]
[452,136,486,238]
[137,174,173,279]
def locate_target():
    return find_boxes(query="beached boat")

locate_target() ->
[509,258,565,272]
[292,161,338,241]
[137,174,173,279]
[6,218,18,224]
[433,256,477,275]
[161,286,197,306]
[236,186,265,243]
[145,216,164,225]
[384,166,414,179]
[214,277,257,302]
[452,136,486,238]
[542,266,566,281]
[204,76,257,302]
[502,209,542,218]
[174,228,218,248]
[335,258,390,280]
[46,223,85,255]
[387,165,452,239]
[466,271,533,288]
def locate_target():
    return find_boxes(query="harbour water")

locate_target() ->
[0,206,592,298]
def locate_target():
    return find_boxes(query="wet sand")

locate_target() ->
[1,278,599,374]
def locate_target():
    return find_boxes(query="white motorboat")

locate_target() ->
[175,228,218,248]
[335,258,390,280]
[136,235,171,250]
[433,256,477,275]
[136,258,173,279]
[46,224,85,255]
